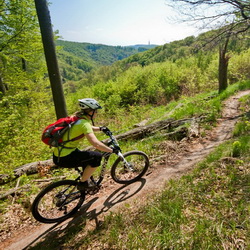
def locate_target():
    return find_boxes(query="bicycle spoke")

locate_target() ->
[32,180,85,223]
[111,151,149,184]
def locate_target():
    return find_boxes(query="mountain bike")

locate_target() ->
[31,130,149,223]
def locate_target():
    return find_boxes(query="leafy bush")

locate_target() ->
[228,49,250,83]
[232,141,242,157]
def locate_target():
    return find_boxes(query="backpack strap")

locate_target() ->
[67,133,85,143]
[56,134,85,163]
[56,119,86,163]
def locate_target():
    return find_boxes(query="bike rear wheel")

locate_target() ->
[31,180,85,223]
[111,150,149,184]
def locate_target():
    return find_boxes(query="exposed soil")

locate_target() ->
[1,90,250,250]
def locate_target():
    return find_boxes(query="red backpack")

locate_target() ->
[41,116,84,147]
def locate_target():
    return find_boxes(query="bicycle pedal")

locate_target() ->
[86,186,100,195]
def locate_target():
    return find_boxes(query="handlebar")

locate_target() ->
[103,130,128,163]
[103,130,121,153]
[105,130,119,147]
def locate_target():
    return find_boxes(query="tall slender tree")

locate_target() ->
[34,0,67,118]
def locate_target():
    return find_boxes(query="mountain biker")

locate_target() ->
[53,98,120,190]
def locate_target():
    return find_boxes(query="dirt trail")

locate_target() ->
[1,90,250,250]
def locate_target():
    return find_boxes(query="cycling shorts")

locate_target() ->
[53,149,102,169]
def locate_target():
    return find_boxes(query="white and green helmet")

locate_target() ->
[78,98,102,110]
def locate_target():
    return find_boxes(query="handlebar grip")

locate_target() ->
[105,130,112,136]
[106,132,120,150]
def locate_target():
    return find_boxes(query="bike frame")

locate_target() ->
[31,129,149,223]
[92,151,130,186]
[75,132,131,186]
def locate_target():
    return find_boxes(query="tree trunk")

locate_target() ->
[21,58,27,71]
[0,76,6,95]
[34,0,67,119]
[218,37,230,93]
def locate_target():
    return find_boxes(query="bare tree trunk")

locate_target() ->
[0,76,6,95]
[34,0,67,119]
[21,58,27,71]
[218,37,230,93]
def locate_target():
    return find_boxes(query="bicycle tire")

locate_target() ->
[111,150,149,184]
[31,180,85,224]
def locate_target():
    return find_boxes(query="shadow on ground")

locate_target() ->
[24,179,146,249]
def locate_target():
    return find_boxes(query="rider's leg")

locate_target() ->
[78,165,98,190]
[80,165,96,182]
[79,151,102,184]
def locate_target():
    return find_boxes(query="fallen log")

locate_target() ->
[13,159,55,177]
[0,116,205,185]
[0,184,31,200]
[33,176,66,182]
[0,176,67,200]
[0,160,57,185]
[113,117,199,141]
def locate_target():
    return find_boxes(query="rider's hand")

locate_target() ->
[111,145,121,155]
[99,126,110,134]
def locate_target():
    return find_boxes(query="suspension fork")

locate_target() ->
[117,152,133,170]
[100,152,130,178]
[117,151,126,162]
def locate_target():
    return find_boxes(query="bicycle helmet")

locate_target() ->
[78,98,102,125]
[78,98,102,110]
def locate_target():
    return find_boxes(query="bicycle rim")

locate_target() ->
[111,151,149,184]
[31,180,85,223]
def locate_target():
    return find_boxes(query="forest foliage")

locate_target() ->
[0,0,250,175]
[56,40,156,81]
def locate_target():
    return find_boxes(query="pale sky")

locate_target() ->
[49,0,199,46]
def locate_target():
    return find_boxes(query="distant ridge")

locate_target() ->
[126,44,158,51]
[126,44,158,49]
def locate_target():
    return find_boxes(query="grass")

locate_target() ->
[59,134,248,250]
[30,82,249,249]
[1,81,249,248]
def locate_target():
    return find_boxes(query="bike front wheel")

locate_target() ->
[31,180,85,223]
[111,150,149,184]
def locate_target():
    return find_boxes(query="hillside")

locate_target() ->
[115,30,250,68]
[56,36,201,81]
[56,40,156,81]
[56,28,250,82]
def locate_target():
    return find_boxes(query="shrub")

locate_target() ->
[232,141,242,157]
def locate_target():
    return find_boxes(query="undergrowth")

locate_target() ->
[29,83,250,249]
[62,136,249,250]
[0,81,249,248]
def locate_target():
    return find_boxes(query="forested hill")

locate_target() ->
[115,32,250,68]
[56,40,157,81]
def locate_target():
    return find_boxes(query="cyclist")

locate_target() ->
[53,98,119,190]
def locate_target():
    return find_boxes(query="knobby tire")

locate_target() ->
[111,150,149,184]
[31,180,85,224]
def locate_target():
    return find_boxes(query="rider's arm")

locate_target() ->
[92,126,102,132]
[85,132,113,153]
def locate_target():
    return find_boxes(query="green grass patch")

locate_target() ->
[60,134,249,249]
[1,81,249,247]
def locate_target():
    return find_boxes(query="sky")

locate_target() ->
[48,0,199,46]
